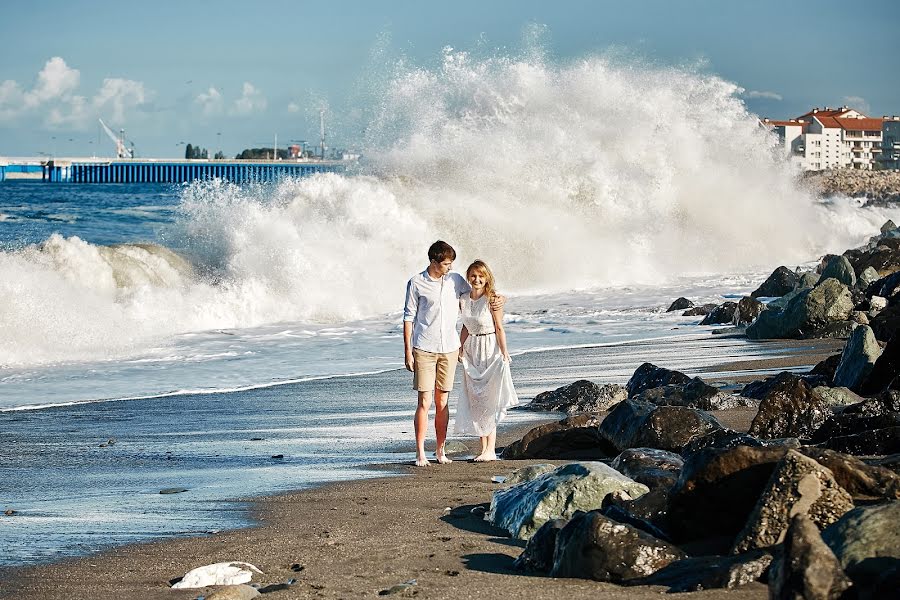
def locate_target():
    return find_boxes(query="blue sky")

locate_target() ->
[1,0,897,158]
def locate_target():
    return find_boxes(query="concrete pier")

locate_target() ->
[38,158,346,183]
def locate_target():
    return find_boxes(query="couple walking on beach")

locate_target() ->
[403,241,519,466]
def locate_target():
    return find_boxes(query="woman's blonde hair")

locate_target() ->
[466,260,496,300]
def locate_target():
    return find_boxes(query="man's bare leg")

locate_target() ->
[414,390,432,467]
[474,430,498,462]
[433,389,452,464]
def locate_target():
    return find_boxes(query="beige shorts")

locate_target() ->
[412,348,458,392]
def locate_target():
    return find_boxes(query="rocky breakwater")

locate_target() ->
[675,220,900,348]
[484,358,900,597]
[805,169,900,205]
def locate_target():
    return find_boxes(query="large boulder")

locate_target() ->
[610,447,683,490]
[818,255,857,288]
[667,297,694,312]
[865,270,900,300]
[813,386,864,408]
[768,514,853,600]
[634,377,747,411]
[858,338,900,395]
[596,398,656,453]
[732,450,854,554]
[488,462,648,540]
[799,448,900,501]
[700,302,738,325]
[513,518,567,573]
[822,501,900,587]
[598,400,723,454]
[748,373,830,440]
[630,550,773,592]
[501,414,612,460]
[752,266,800,298]
[858,266,881,290]
[683,303,718,316]
[523,380,626,414]
[833,325,883,390]
[868,303,900,343]
[668,445,790,542]
[747,278,855,340]
[680,428,764,459]
[812,410,900,455]
[549,510,686,583]
[626,363,691,397]
[734,296,765,326]
[600,485,672,537]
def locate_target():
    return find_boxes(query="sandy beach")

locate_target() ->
[0,337,844,600]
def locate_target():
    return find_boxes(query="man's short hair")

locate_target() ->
[428,240,456,263]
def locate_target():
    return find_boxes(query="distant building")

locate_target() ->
[877,116,900,170]
[762,106,884,171]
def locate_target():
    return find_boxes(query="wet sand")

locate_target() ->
[0,338,841,599]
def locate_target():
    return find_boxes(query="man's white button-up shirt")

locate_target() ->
[403,270,471,354]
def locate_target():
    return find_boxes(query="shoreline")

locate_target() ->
[0,337,841,599]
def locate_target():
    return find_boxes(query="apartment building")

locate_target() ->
[763,106,884,171]
[877,116,900,170]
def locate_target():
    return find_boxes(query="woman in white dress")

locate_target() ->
[454,260,519,461]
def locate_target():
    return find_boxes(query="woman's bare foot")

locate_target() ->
[415,455,431,467]
[434,452,453,464]
[473,452,498,462]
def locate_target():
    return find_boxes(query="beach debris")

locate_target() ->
[490,475,506,484]
[249,437,264,441]
[171,561,264,589]
[289,563,304,572]
[99,437,116,447]
[378,579,417,596]
[270,454,284,459]
[489,462,648,540]
[202,584,261,599]
[4,509,16,516]
[160,487,189,494]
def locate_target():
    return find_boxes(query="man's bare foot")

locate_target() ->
[434,453,453,464]
[473,452,498,462]
[415,455,430,467]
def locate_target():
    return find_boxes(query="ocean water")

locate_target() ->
[3,49,900,566]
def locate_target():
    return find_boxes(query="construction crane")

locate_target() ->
[98,118,134,158]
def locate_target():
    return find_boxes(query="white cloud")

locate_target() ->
[744,90,783,101]
[0,57,149,129]
[842,96,870,114]
[24,57,81,108]
[195,86,223,116]
[231,82,267,115]
[94,78,146,123]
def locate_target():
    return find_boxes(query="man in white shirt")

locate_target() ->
[403,241,470,467]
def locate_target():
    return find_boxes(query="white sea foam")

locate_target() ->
[2,49,900,370]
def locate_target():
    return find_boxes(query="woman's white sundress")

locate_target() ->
[454,294,519,436]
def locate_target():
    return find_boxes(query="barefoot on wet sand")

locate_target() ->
[415,455,431,467]
[472,453,498,462]
[434,453,453,464]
